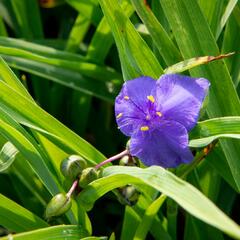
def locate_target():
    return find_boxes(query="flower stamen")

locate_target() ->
[146,115,150,120]
[156,111,162,117]
[116,113,123,119]
[124,96,129,100]
[147,95,155,103]
[140,126,149,131]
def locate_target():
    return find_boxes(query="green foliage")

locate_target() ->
[0,0,239,239]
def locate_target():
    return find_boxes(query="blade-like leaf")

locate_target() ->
[190,117,240,147]
[0,225,88,240]
[0,57,32,98]
[66,0,102,26]
[2,55,117,102]
[215,0,238,40]
[0,37,85,61]
[131,0,181,65]
[164,53,234,74]
[0,141,18,172]
[0,193,48,233]
[0,46,121,82]
[98,0,163,80]
[78,166,240,239]
[0,109,61,195]
[0,81,105,164]
[65,14,90,52]
[86,2,134,63]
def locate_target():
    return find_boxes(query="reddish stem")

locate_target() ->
[95,149,129,169]
[66,179,78,198]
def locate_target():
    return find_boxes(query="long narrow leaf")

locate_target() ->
[79,166,240,239]
[0,81,105,164]
[0,225,88,240]
[0,141,18,172]
[0,194,48,233]
[131,0,181,65]
[98,0,163,80]
[3,55,117,102]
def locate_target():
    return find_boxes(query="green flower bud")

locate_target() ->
[119,155,139,167]
[117,185,140,206]
[45,193,72,219]
[78,167,99,188]
[60,155,87,180]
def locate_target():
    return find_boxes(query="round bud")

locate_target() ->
[117,185,140,206]
[60,155,87,180]
[45,193,72,219]
[78,167,98,188]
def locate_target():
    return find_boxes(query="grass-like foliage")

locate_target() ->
[0,0,239,239]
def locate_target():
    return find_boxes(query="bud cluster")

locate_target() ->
[45,155,99,219]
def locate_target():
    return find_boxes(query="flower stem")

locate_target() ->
[95,149,129,169]
[66,179,78,198]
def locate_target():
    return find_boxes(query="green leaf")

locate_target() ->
[130,0,181,65]
[0,193,48,233]
[0,109,61,195]
[0,57,31,98]
[222,15,240,86]
[0,17,7,36]
[79,166,240,239]
[0,225,88,240]
[133,195,167,240]
[164,53,234,74]
[0,46,121,82]
[0,141,18,172]
[0,81,105,165]
[80,237,107,240]
[205,146,238,192]
[198,0,224,36]
[2,55,117,102]
[66,0,102,26]
[215,0,238,40]
[65,14,90,52]
[10,0,32,38]
[24,0,43,38]
[86,2,134,63]
[190,117,240,147]
[98,0,163,80]
[0,37,85,61]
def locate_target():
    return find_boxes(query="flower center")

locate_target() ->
[140,96,162,131]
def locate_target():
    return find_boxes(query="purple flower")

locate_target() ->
[115,74,210,168]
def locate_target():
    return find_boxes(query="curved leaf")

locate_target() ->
[78,166,240,239]
[0,225,88,240]
[190,117,240,147]
[0,81,105,165]
[0,194,48,233]
[98,0,163,80]
[0,141,18,172]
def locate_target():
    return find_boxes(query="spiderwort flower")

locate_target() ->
[115,74,210,168]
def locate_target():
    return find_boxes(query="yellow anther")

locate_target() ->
[156,111,162,117]
[116,113,123,119]
[140,126,149,131]
[124,96,129,100]
[147,95,155,103]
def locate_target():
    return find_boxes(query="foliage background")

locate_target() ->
[0,0,239,239]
